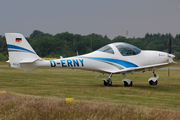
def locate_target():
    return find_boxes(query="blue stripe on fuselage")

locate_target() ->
[80,57,138,68]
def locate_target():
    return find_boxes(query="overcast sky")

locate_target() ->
[0,0,180,39]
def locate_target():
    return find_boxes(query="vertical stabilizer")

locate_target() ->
[5,33,41,71]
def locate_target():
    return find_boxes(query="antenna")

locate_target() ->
[126,30,128,38]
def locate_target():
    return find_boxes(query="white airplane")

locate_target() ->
[5,33,176,87]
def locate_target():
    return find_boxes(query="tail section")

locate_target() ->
[5,33,42,72]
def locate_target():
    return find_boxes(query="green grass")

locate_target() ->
[0,61,10,65]
[171,60,180,67]
[1,93,180,120]
[0,67,180,111]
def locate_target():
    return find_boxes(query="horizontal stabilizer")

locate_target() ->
[19,57,41,64]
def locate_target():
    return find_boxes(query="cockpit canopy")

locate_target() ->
[97,45,114,54]
[97,43,141,56]
[115,43,141,56]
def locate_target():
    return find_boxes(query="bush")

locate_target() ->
[0,53,8,61]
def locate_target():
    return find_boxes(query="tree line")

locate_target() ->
[0,30,180,61]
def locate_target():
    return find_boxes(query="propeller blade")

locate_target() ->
[168,37,172,54]
[168,37,172,77]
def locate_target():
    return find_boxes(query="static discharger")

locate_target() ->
[0,91,6,94]
[66,98,74,104]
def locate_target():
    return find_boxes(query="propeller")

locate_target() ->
[168,37,172,77]
[168,37,172,54]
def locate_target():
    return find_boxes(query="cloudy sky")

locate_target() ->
[0,0,180,39]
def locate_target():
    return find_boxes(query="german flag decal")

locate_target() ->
[16,38,22,42]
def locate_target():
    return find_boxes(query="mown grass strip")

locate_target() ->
[0,66,180,111]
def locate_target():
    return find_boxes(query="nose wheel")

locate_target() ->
[149,80,158,85]
[148,71,159,85]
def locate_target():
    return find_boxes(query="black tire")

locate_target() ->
[104,81,112,86]
[124,81,132,87]
[109,81,112,86]
[104,81,108,86]
[149,80,158,85]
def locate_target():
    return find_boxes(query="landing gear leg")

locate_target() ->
[122,73,133,87]
[148,71,159,85]
[102,73,112,86]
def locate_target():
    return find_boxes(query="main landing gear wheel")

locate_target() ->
[149,80,158,85]
[122,73,133,87]
[124,81,133,87]
[102,73,113,86]
[104,80,112,86]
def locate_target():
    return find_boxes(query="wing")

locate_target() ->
[112,62,169,74]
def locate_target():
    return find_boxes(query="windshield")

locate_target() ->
[97,45,114,54]
[116,43,141,56]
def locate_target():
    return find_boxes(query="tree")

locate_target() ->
[0,31,180,60]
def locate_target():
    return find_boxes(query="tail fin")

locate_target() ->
[5,33,42,72]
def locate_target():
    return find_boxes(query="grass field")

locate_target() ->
[171,60,180,67]
[0,66,180,109]
[1,93,180,120]
[0,61,180,119]
[0,61,9,65]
